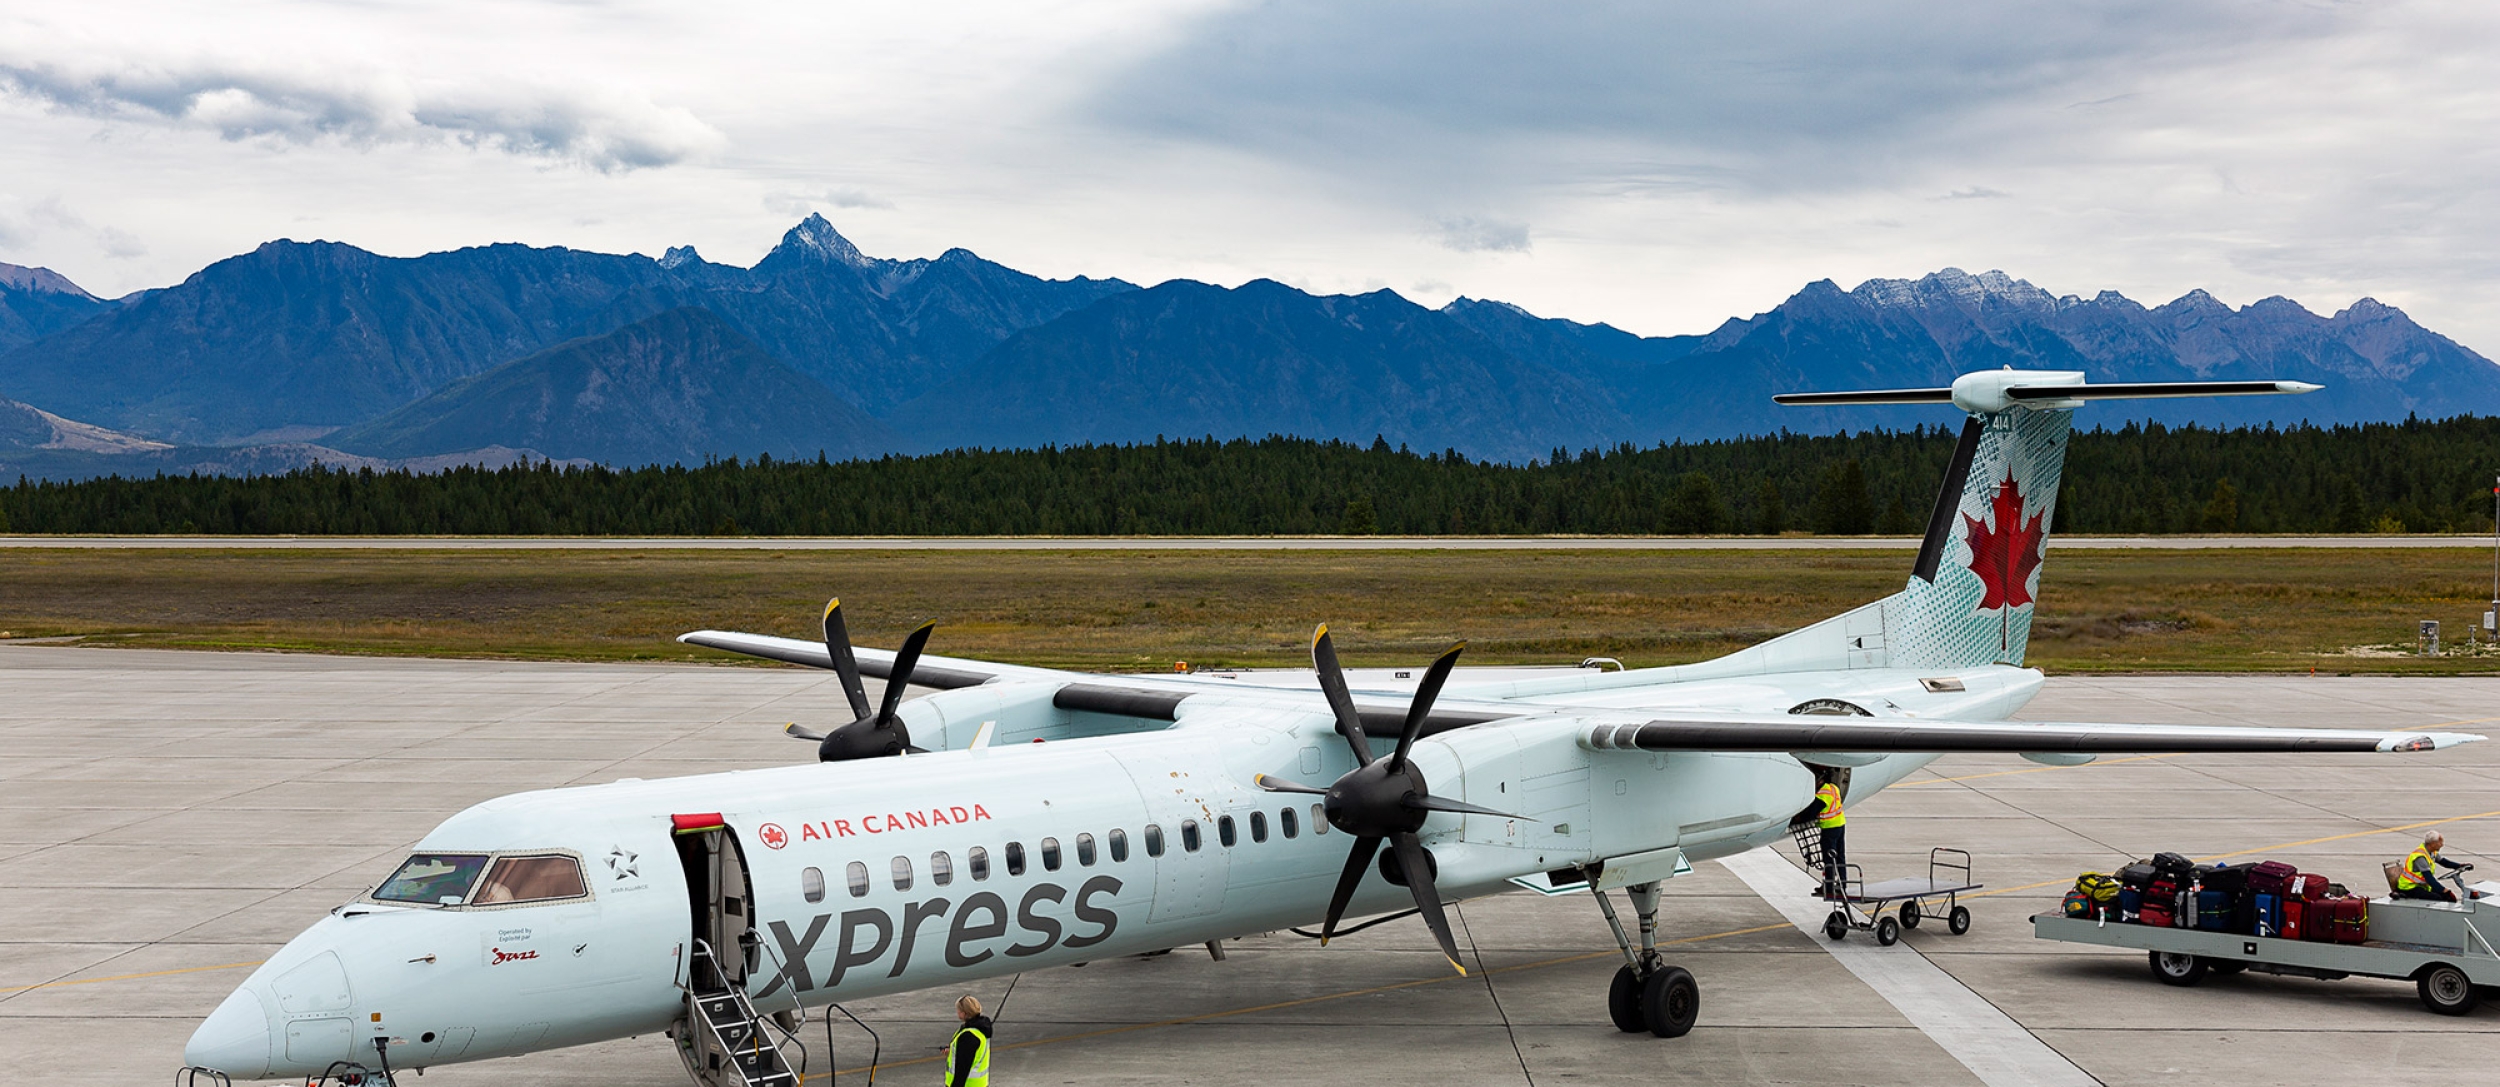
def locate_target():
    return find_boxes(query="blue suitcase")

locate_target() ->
[2117,887,2143,923]
[2196,889,2233,931]
[2251,892,2285,937]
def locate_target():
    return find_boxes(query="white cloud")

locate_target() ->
[1430,216,1530,254]
[0,53,723,171]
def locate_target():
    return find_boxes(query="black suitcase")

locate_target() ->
[2198,863,2249,897]
[2117,861,2158,889]
[2152,851,2196,879]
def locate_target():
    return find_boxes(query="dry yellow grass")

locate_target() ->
[2,546,2495,673]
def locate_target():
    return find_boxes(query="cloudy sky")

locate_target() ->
[3,1,2495,350]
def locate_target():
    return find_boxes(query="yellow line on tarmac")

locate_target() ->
[0,960,262,994]
[815,921,1795,1080]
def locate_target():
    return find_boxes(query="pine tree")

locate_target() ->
[1810,459,1875,535]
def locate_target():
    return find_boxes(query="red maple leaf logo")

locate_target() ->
[1963,470,2045,612]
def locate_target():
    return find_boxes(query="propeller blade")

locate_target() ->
[1390,832,1467,976]
[876,621,938,724]
[1253,773,1329,795]
[784,723,828,742]
[1311,625,1372,767]
[1386,641,1465,774]
[822,599,874,721]
[1321,835,1383,945]
[1404,793,1523,819]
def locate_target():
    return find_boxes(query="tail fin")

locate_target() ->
[1780,370,2319,670]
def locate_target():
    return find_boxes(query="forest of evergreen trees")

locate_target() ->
[4,417,2497,537]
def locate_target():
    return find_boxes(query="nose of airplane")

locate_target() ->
[185,987,273,1078]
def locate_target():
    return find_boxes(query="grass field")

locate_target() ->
[3,546,2497,674]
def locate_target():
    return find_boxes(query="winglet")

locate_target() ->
[2379,733,2486,752]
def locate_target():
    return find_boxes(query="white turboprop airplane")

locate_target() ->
[183,369,2484,1086]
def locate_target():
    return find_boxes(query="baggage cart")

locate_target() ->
[1807,844,1981,946]
[2030,883,2500,1015]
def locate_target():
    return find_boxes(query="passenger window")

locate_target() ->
[1006,842,1027,876]
[1218,815,1237,847]
[846,861,870,897]
[930,851,954,887]
[473,855,587,904]
[892,856,914,892]
[969,846,990,881]
[1109,828,1129,862]
[1250,811,1268,843]
[1281,807,1299,839]
[1312,803,1328,834]
[1144,824,1165,858]
[1076,833,1097,866]
[375,853,489,905]
[802,867,826,904]
[1182,820,1202,852]
[1041,837,1062,871]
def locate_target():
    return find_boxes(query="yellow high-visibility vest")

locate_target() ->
[2396,846,2437,891]
[945,1025,990,1087]
[1815,783,1846,830]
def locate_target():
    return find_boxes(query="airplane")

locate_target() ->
[181,368,2485,1086]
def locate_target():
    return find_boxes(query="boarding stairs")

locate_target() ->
[675,941,804,1087]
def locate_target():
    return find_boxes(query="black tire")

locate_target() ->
[1947,905,1972,935]
[1875,916,1901,946]
[2418,963,2479,1016]
[1607,964,1646,1033]
[2149,951,2207,986]
[1641,965,1700,1038]
[1824,911,1849,941]
[1899,902,1921,929]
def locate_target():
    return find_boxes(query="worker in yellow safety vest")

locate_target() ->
[2393,831,2474,902]
[1814,781,1847,897]
[945,994,993,1087]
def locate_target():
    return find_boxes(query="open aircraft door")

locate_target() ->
[669,813,758,993]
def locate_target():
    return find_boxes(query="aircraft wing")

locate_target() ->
[677,630,1051,689]
[1580,715,2485,754]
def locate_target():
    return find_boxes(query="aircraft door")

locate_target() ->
[671,818,757,992]
[1112,746,1231,923]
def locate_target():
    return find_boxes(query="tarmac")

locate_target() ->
[3,534,2496,550]
[4,646,2499,1086]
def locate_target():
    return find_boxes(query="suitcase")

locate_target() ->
[2196,889,2233,931]
[2076,872,2121,909]
[2138,896,2174,927]
[2316,896,2368,944]
[2286,873,2331,901]
[2199,863,2250,898]
[2117,861,2159,890]
[2246,859,2297,898]
[2279,897,2307,940]
[2117,887,2143,922]
[2251,892,2285,937]
[2152,851,2196,880]
[2063,890,2094,918]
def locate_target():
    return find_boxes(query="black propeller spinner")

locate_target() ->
[1253,625,1520,976]
[783,599,934,761]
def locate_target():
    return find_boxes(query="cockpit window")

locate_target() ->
[473,855,588,904]
[375,854,490,905]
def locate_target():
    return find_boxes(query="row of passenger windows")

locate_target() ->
[798,804,1326,903]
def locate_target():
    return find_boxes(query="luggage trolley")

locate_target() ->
[1795,827,1980,946]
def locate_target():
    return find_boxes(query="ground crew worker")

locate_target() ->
[2393,831,2474,901]
[945,994,993,1087]
[1814,780,1847,896]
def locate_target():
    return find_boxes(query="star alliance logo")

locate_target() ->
[606,847,639,881]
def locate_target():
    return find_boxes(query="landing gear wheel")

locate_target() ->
[2418,963,2479,1016]
[1824,910,1849,941]
[1899,901,1922,929]
[1875,916,1901,946]
[1947,905,1972,935]
[1640,965,1699,1038]
[2149,951,2207,987]
[1607,965,1646,1033]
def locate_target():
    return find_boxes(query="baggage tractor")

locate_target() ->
[2196,889,2233,931]
[2246,860,2297,898]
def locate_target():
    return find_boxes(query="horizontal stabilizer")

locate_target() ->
[1770,387,1956,406]
[1774,371,2322,415]
[1581,715,2483,755]
[2005,380,2323,401]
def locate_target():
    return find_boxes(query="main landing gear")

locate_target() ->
[1591,881,1699,1038]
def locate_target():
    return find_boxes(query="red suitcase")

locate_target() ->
[2246,859,2298,898]
[2315,896,2368,944]
[2278,897,2306,940]
[2287,872,2331,901]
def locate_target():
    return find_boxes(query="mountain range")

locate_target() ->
[2,217,2494,478]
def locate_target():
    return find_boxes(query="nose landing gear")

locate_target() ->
[1590,880,1700,1038]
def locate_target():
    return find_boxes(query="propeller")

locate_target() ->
[1254,626,1520,976]
[783,599,934,761]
